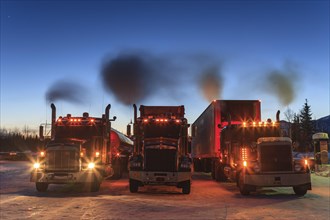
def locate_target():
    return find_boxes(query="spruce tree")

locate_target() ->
[299,99,314,152]
[291,113,301,151]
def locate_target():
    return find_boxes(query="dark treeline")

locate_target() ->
[0,129,43,152]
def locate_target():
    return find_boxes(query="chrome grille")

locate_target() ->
[145,149,177,172]
[46,149,79,171]
[260,144,292,172]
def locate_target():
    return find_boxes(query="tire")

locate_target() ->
[90,180,101,192]
[112,160,122,180]
[193,159,201,172]
[211,161,216,180]
[36,182,48,192]
[129,179,139,193]
[293,186,307,196]
[215,162,227,182]
[238,172,250,195]
[182,180,191,194]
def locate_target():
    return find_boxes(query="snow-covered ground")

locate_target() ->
[0,161,329,220]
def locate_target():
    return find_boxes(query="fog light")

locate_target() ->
[33,163,40,169]
[88,162,95,169]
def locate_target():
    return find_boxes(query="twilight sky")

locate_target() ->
[1,0,329,134]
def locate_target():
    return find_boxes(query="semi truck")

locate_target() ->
[129,105,192,194]
[31,103,117,192]
[191,100,311,195]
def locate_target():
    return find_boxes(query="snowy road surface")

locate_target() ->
[0,161,329,220]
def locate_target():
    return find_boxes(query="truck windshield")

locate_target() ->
[55,126,104,140]
[222,126,280,145]
[143,124,181,139]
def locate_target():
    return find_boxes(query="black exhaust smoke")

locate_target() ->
[198,66,223,102]
[45,80,88,104]
[263,62,299,106]
[101,52,223,105]
[266,72,295,106]
[101,54,154,105]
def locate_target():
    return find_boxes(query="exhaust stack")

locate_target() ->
[276,110,280,122]
[51,103,56,139]
[105,104,111,120]
[133,104,138,153]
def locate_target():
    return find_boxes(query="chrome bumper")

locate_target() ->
[244,173,311,188]
[30,169,102,184]
[129,171,191,185]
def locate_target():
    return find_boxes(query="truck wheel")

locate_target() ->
[90,180,101,192]
[129,179,139,193]
[211,161,216,179]
[293,186,307,196]
[112,160,122,180]
[36,182,48,192]
[238,172,250,195]
[182,180,191,194]
[215,162,227,182]
[193,159,201,172]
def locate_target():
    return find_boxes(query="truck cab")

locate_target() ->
[129,105,192,194]
[220,123,311,196]
[30,103,114,192]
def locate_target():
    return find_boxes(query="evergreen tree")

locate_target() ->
[291,113,301,151]
[299,99,314,152]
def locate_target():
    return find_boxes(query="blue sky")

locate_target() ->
[1,0,329,134]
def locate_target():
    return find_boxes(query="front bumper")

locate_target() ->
[30,169,102,184]
[129,171,191,185]
[244,172,311,189]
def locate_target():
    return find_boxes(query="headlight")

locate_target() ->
[294,163,302,172]
[33,163,40,169]
[88,162,95,169]
[243,161,247,167]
